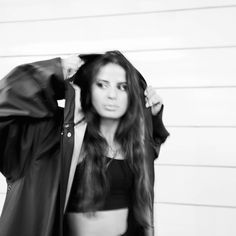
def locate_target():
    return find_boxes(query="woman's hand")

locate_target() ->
[61,55,84,80]
[144,86,163,115]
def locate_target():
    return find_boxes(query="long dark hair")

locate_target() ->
[73,51,152,227]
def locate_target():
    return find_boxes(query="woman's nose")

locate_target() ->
[107,87,117,99]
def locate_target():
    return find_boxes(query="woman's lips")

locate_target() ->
[104,105,119,110]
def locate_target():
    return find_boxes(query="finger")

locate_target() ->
[146,89,161,101]
[144,89,147,96]
[144,85,153,95]
[145,86,158,99]
[150,97,163,108]
[151,102,162,115]
[144,86,152,96]
[149,93,162,102]
[146,98,162,109]
[76,57,85,68]
[145,97,150,108]
[67,58,85,78]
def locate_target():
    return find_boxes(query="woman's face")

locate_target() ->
[91,63,128,121]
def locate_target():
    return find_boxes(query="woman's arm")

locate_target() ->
[0,58,65,118]
[144,86,170,159]
[0,56,84,177]
[0,58,66,178]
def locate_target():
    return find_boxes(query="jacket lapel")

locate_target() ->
[60,83,87,214]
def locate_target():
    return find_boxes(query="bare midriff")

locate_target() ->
[65,208,128,236]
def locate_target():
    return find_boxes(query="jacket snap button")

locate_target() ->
[7,184,12,191]
[67,132,72,138]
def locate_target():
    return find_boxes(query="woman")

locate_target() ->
[64,51,167,236]
[0,51,169,236]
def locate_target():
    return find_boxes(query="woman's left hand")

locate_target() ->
[144,86,163,115]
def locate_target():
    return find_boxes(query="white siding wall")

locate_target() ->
[0,1,236,235]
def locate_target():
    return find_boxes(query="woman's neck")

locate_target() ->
[99,118,119,145]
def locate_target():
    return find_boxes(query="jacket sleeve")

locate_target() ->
[0,57,65,118]
[151,105,170,159]
[0,58,65,178]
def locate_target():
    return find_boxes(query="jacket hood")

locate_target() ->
[71,52,147,92]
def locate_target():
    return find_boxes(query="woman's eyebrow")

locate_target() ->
[96,79,127,84]
[95,79,109,83]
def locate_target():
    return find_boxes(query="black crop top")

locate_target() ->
[66,156,134,212]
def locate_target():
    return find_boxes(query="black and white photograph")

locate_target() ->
[0,1,236,236]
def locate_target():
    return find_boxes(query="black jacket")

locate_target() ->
[0,58,169,236]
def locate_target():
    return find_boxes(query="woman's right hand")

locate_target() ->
[61,55,84,80]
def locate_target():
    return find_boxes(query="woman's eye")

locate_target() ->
[96,82,108,88]
[118,84,127,91]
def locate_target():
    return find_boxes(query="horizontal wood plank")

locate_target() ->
[0,0,235,22]
[1,47,236,87]
[160,88,236,126]
[154,165,236,207]
[0,8,236,55]
[126,48,236,88]
[157,127,236,167]
[154,203,236,236]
